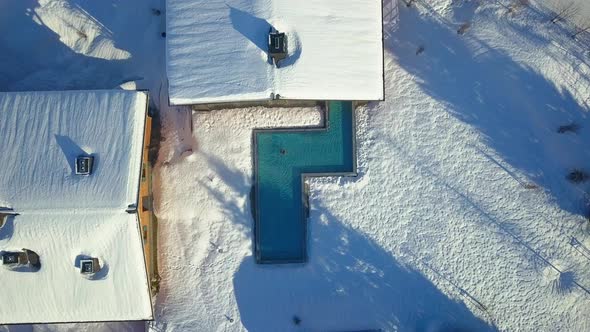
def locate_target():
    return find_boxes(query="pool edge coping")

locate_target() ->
[252,101,359,264]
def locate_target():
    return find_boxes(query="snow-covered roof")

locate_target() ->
[0,90,147,211]
[0,212,152,324]
[0,90,152,324]
[166,0,384,105]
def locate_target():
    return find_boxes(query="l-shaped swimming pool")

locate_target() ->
[253,101,356,263]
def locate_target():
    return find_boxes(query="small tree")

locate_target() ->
[548,0,579,24]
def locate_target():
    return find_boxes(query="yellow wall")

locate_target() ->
[138,114,159,294]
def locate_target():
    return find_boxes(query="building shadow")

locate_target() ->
[228,5,302,68]
[54,135,91,175]
[228,6,272,53]
[0,214,15,241]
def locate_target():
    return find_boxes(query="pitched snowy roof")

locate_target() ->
[0,90,147,211]
[166,0,384,105]
[0,212,152,324]
[0,90,152,324]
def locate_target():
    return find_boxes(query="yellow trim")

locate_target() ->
[138,115,160,295]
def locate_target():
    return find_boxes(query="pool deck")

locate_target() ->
[253,101,357,264]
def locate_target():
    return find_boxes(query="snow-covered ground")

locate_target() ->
[3,0,590,331]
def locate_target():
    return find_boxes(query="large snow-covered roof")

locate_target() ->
[0,212,152,324]
[166,0,384,105]
[0,90,152,324]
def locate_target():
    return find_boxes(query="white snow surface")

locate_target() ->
[0,212,152,324]
[0,90,152,324]
[165,0,384,105]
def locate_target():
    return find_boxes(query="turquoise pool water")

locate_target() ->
[254,101,356,263]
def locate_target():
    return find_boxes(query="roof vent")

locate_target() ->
[75,155,94,175]
[1,249,41,272]
[1,252,23,265]
[268,28,287,67]
[80,257,101,275]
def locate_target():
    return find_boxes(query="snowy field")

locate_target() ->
[2,0,590,331]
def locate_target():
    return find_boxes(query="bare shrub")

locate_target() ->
[567,169,589,183]
[557,123,580,133]
[457,22,471,35]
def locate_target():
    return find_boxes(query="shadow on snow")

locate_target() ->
[0,0,160,92]
[198,153,494,330]
[389,3,590,216]
[231,199,495,332]
[228,5,301,67]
